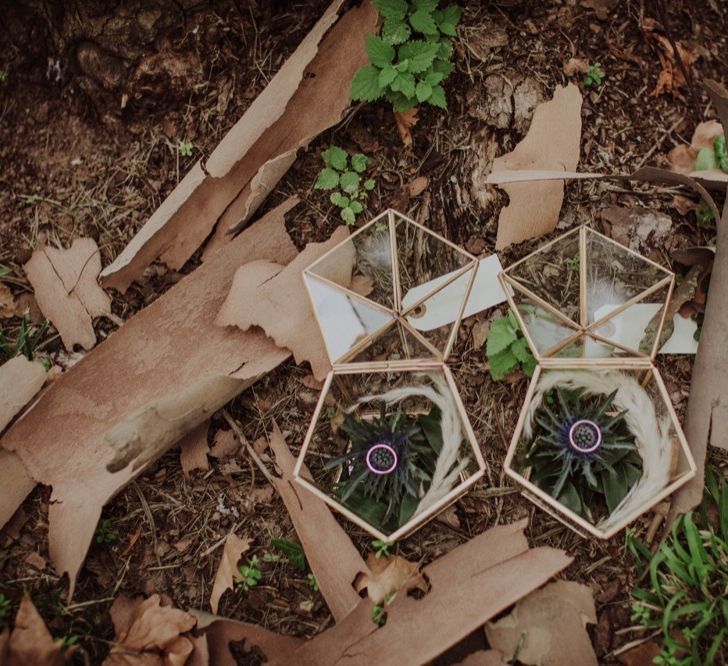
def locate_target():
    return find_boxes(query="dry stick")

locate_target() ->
[221,410,277,487]
[668,81,728,521]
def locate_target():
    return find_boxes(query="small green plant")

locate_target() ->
[307,573,319,592]
[236,555,263,592]
[0,316,50,362]
[583,63,604,87]
[20,193,40,205]
[315,145,375,225]
[0,593,12,625]
[372,539,391,558]
[94,518,118,544]
[177,140,193,157]
[262,551,281,563]
[0,70,8,83]
[0,265,11,278]
[485,311,537,381]
[696,201,715,228]
[630,469,727,665]
[351,0,461,112]
[696,134,728,174]
[523,387,643,521]
[371,592,396,626]
[55,634,80,651]
[271,538,307,572]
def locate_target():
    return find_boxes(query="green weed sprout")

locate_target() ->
[94,518,118,544]
[583,63,604,87]
[236,555,263,592]
[485,311,536,380]
[314,145,375,225]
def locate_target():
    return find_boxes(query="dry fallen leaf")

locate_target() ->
[0,201,297,599]
[105,593,196,666]
[618,640,662,665]
[0,282,16,318]
[641,18,699,97]
[101,0,377,292]
[210,534,252,613]
[491,84,582,249]
[0,356,46,530]
[563,57,589,76]
[2,594,69,666]
[456,650,509,666]
[24,238,111,351]
[485,580,597,666]
[349,274,374,297]
[216,226,351,380]
[407,175,429,197]
[667,119,727,184]
[394,108,419,147]
[179,420,210,478]
[354,553,428,605]
[209,429,240,459]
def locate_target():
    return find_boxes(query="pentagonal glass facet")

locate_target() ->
[504,363,696,539]
[502,226,674,360]
[294,365,485,540]
[305,210,478,364]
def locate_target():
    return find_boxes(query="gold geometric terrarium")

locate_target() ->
[295,209,485,542]
[501,226,696,539]
[303,209,479,366]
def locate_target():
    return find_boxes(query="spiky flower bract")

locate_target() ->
[523,387,642,521]
[326,404,442,532]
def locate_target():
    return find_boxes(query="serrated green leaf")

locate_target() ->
[522,353,537,377]
[351,153,369,173]
[366,35,396,67]
[379,65,397,87]
[511,337,531,364]
[410,9,439,35]
[322,145,347,171]
[413,0,439,11]
[341,206,356,225]
[438,40,454,59]
[486,317,517,356]
[372,0,408,20]
[695,147,719,172]
[432,58,454,75]
[439,4,462,25]
[427,83,447,109]
[391,72,416,99]
[382,17,411,45]
[351,65,385,102]
[424,70,444,86]
[398,40,440,73]
[315,168,339,190]
[350,200,364,214]
[489,348,519,381]
[330,192,349,207]
[339,171,360,195]
[439,21,457,36]
[388,90,416,112]
[396,60,410,73]
[364,179,376,190]
[415,80,432,103]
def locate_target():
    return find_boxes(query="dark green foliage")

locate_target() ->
[314,145,375,225]
[326,404,442,532]
[271,538,307,572]
[485,311,536,380]
[523,387,642,521]
[629,468,728,665]
[0,315,50,363]
[351,1,461,111]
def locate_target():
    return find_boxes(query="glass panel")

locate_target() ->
[585,229,672,327]
[303,368,478,537]
[347,321,436,363]
[304,275,394,363]
[505,227,581,325]
[393,213,473,308]
[307,218,396,309]
[508,284,579,356]
[587,282,671,357]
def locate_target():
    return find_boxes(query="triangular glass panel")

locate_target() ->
[307,216,396,310]
[304,274,394,363]
[585,228,672,327]
[504,227,581,326]
[346,320,437,363]
[586,280,672,358]
[393,212,474,309]
[507,282,580,357]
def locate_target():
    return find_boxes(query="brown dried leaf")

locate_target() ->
[667,144,698,175]
[105,594,196,666]
[394,108,419,147]
[456,650,509,666]
[210,534,251,613]
[0,282,15,318]
[407,175,429,197]
[349,274,374,297]
[179,420,210,478]
[354,553,428,605]
[209,429,239,459]
[0,201,298,598]
[216,227,351,380]
[641,18,699,97]
[4,594,69,666]
[485,580,597,666]
[563,57,589,76]
[101,0,377,292]
[24,238,111,351]
[691,119,724,151]
[491,84,582,249]
[618,640,662,666]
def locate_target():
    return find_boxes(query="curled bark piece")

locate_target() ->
[106,375,247,472]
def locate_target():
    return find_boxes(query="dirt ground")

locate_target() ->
[1,0,727,663]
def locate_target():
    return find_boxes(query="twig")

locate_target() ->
[222,409,278,487]
[132,480,160,567]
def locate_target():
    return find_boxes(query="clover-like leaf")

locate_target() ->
[366,35,396,68]
[339,171,361,195]
[351,153,369,173]
[340,206,356,225]
[351,65,385,102]
[322,145,348,171]
[330,192,350,207]
[315,168,339,190]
